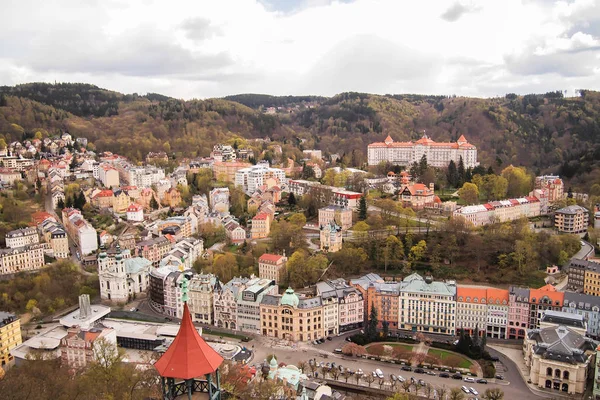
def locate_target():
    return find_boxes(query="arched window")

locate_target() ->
[563,371,569,380]
[554,369,561,378]
[546,367,553,376]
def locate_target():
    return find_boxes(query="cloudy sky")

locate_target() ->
[1,0,599,99]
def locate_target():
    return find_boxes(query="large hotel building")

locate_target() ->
[367,133,478,168]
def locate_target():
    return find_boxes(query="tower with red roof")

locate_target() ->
[154,276,224,399]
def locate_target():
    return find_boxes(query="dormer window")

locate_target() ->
[531,298,536,303]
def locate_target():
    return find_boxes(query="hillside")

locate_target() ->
[1,84,599,189]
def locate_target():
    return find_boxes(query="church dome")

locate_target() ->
[280,288,299,308]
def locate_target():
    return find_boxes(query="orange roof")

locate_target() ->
[456,287,487,303]
[529,284,564,305]
[258,253,285,263]
[94,189,114,198]
[154,303,223,379]
[253,212,269,220]
[486,288,509,304]
[31,211,54,225]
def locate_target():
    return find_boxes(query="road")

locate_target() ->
[248,331,546,400]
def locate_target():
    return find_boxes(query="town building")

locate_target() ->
[399,274,457,335]
[485,288,510,339]
[508,286,531,339]
[555,205,589,234]
[453,196,541,227]
[234,162,287,195]
[188,273,217,325]
[584,262,600,297]
[524,313,595,395]
[528,284,565,329]
[209,187,230,214]
[62,208,98,256]
[146,151,169,164]
[566,259,600,293]
[562,292,600,339]
[112,189,130,212]
[91,189,114,208]
[350,273,384,322]
[213,161,251,183]
[162,187,182,208]
[98,247,152,302]
[258,253,288,286]
[535,175,564,202]
[60,326,117,369]
[303,149,322,160]
[320,222,343,252]
[5,227,39,249]
[126,203,144,222]
[224,220,246,245]
[98,163,119,187]
[260,288,325,342]
[135,236,171,267]
[0,312,21,368]
[367,280,401,333]
[456,287,487,336]
[251,212,272,239]
[211,144,236,162]
[317,279,364,333]
[0,168,21,185]
[213,277,248,331]
[236,277,277,334]
[399,183,436,209]
[0,243,46,275]
[368,133,478,168]
[39,219,70,259]
[318,206,353,231]
[125,166,165,188]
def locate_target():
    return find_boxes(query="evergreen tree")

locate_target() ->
[465,167,473,183]
[457,156,466,186]
[567,186,573,198]
[418,155,428,177]
[56,198,65,210]
[409,161,419,180]
[288,192,296,206]
[70,154,78,170]
[0,93,6,107]
[150,196,159,210]
[366,306,379,341]
[447,160,458,188]
[382,320,389,338]
[65,195,73,208]
[359,195,367,220]
[487,166,495,175]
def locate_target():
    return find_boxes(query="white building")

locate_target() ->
[98,163,119,187]
[209,187,230,214]
[5,227,39,249]
[316,279,364,333]
[368,133,478,168]
[234,162,287,195]
[126,203,144,222]
[258,253,288,286]
[127,166,165,188]
[62,208,98,256]
[98,248,152,302]
[0,243,47,275]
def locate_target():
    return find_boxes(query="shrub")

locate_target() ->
[342,343,367,357]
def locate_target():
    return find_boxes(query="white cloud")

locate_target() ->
[0,0,598,99]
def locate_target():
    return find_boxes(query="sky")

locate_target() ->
[1,0,599,99]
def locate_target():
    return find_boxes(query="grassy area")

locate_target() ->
[427,349,473,369]
[203,327,249,341]
[365,342,413,355]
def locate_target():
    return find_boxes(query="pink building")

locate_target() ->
[508,286,530,339]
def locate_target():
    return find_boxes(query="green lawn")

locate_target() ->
[427,349,473,369]
[365,342,413,353]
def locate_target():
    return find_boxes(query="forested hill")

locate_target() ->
[0,83,599,189]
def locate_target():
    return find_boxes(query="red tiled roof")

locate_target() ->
[258,253,285,263]
[154,303,223,379]
[253,212,269,220]
[456,287,487,302]
[93,189,114,198]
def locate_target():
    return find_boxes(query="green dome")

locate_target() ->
[280,288,299,307]
[269,356,278,368]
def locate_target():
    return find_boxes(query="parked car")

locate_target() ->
[463,377,475,383]
[439,372,450,378]
[461,386,470,393]
[470,387,479,395]
[426,371,436,376]
[331,363,336,369]
[452,373,463,380]
[326,336,332,341]
[401,366,412,371]
[334,348,342,354]
[495,374,504,380]
[397,375,405,382]
[357,369,364,375]
[414,368,425,374]
[489,356,499,361]
[477,378,487,384]
[345,337,352,342]
[372,371,377,377]
[390,374,397,381]
[418,379,426,386]
[375,369,384,379]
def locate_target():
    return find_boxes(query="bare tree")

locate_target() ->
[354,373,361,385]
[378,377,386,389]
[297,361,308,374]
[424,383,434,398]
[401,380,412,393]
[449,387,465,400]
[364,374,375,387]
[341,370,352,383]
[437,387,447,400]
[329,368,341,381]
[482,388,504,400]
[309,362,318,377]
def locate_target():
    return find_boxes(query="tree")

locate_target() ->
[288,213,306,227]
[328,246,368,275]
[210,253,240,282]
[342,370,352,383]
[457,156,466,186]
[567,186,573,198]
[364,374,375,387]
[366,305,379,341]
[287,250,328,288]
[449,387,466,400]
[301,163,315,179]
[56,198,65,210]
[458,182,479,204]
[149,196,159,210]
[382,320,389,338]
[359,195,367,220]
[341,343,367,357]
[408,240,427,264]
[288,192,296,206]
[482,388,504,400]
[447,160,459,188]
[501,165,532,197]
[401,380,412,393]
[418,155,428,177]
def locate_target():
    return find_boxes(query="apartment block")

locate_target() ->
[0,312,21,367]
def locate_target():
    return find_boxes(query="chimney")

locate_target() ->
[429,183,434,192]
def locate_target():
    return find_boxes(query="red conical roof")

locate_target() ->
[154,303,224,379]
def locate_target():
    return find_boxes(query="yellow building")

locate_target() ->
[260,288,325,342]
[251,212,272,239]
[0,312,21,368]
[584,267,600,296]
[213,161,251,183]
[112,189,131,213]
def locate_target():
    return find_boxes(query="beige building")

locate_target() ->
[5,227,39,249]
[258,253,288,285]
[456,287,487,336]
[399,274,457,335]
[112,189,130,213]
[318,206,352,231]
[399,183,436,209]
[188,273,217,325]
[0,243,47,275]
[0,312,21,368]
[524,312,595,395]
[251,212,272,239]
[260,288,325,342]
[60,326,117,369]
[555,205,589,234]
[213,161,251,183]
[320,222,343,253]
[98,164,119,188]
